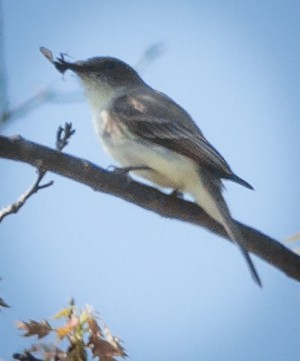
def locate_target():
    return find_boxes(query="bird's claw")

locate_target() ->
[170,190,184,199]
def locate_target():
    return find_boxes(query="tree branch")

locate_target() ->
[1,134,300,283]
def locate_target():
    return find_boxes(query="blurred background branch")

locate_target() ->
[0,1,9,123]
[135,42,166,73]
[0,85,82,127]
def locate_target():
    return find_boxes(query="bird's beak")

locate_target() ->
[53,55,80,74]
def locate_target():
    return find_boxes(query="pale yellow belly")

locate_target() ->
[101,125,199,190]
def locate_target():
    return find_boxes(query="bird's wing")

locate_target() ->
[110,89,252,189]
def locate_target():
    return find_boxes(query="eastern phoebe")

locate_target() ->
[52,53,261,286]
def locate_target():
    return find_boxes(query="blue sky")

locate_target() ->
[1,1,300,360]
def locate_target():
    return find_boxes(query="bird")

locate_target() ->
[49,51,261,286]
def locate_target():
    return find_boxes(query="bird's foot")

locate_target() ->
[169,189,184,199]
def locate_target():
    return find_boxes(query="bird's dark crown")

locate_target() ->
[54,54,143,86]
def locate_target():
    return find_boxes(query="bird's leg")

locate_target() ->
[170,189,184,199]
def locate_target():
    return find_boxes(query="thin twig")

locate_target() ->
[56,122,75,151]
[0,169,52,222]
[0,124,75,222]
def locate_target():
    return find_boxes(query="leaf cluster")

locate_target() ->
[15,300,127,361]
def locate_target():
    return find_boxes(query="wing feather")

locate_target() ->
[110,89,253,189]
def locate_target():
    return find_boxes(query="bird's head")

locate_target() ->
[54,54,143,89]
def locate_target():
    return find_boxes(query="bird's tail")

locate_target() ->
[218,208,262,287]
[190,173,262,287]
